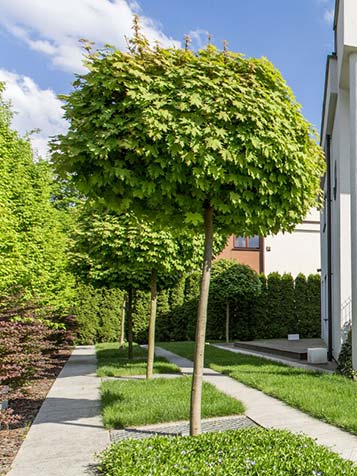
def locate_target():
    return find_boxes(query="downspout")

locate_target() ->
[326,134,333,361]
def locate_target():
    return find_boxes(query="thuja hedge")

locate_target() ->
[73,285,156,345]
[74,272,320,344]
[152,272,321,343]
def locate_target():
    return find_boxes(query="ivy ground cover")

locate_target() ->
[98,428,357,476]
[159,342,357,435]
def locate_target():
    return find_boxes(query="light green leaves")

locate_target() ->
[52,39,325,238]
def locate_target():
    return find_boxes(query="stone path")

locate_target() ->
[8,344,357,475]
[155,346,357,463]
[8,346,109,476]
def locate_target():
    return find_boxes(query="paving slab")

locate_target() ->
[7,346,110,476]
[155,346,357,463]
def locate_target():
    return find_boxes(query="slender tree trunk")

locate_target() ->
[146,269,158,379]
[225,301,230,343]
[119,297,126,348]
[190,203,214,436]
[127,287,133,360]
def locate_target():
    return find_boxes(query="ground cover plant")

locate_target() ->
[159,342,357,435]
[96,343,179,377]
[98,428,357,476]
[100,376,244,428]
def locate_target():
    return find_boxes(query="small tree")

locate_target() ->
[210,260,261,342]
[52,27,325,434]
[70,204,211,376]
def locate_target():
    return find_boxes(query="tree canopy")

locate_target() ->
[52,39,325,236]
[51,30,325,435]
[69,204,218,290]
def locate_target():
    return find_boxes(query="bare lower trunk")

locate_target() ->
[127,287,133,360]
[225,301,230,343]
[119,297,126,348]
[190,203,214,436]
[146,269,158,379]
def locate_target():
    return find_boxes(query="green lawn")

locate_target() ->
[98,428,357,476]
[159,341,357,435]
[101,376,244,428]
[96,342,180,377]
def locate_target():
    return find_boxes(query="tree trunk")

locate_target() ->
[190,203,214,436]
[226,301,230,343]
[146,269,158,379]
[127,287,133,360]
[119,297,126,348]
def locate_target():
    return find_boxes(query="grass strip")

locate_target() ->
[101,376,244,428]
[98,428,357,476]
[96,342,180,377]
[159,341,357,435]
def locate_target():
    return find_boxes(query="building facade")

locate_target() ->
[320,0,357,361]
[218,209,320,278]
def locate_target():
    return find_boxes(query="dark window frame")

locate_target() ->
[233,235,261,251]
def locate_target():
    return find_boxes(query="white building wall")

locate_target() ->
[338,90,352,351]
[264,209,320,278]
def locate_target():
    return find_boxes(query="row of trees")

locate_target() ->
[50,20,325,435]
[0,18,325,435]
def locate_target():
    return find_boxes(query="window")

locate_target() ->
[234,235,260,250]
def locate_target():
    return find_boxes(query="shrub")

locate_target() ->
[73,284,125,344]
[0,318,54,427]
[337,331,355,378]
[132,290,150,344]
[306,274,322,337]
[98,289,125,343]
[98,429,357,476]
[73,284,100,344]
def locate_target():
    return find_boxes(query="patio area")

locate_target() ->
[231,338,336,371]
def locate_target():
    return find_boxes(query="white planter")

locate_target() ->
[288,334,300,341]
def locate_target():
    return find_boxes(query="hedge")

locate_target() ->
[153,271,321,343]
[73,284,125,344]
[74,271,321,345]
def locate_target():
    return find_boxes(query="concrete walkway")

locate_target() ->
[8,346,109,476]
[156,346,357,463]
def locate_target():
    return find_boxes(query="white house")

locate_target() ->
[218,209,321,278]
[320,0,357,363]
[264,209,320,278]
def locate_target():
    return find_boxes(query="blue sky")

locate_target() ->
[0,0,335,157]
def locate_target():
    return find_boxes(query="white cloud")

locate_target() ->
[0,69,67,159]
[0,0,180,73]
[323,8,335,25]
[189,29,210,51]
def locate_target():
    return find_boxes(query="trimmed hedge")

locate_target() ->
[153,271,321,343]
[73,284,125,344]
[74,270,321,345]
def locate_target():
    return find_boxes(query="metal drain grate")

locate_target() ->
[110,416,257,442]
